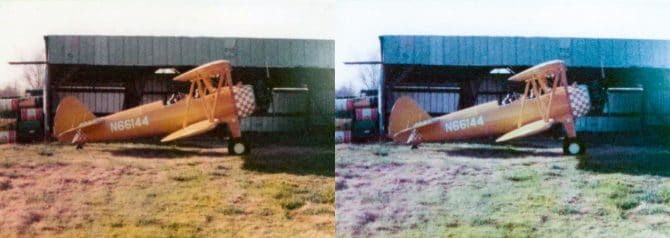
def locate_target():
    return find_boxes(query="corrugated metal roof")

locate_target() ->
[45,35,334,68]
[380,35,670,68]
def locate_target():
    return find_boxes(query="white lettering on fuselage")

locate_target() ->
[109,116,150,132]
[444,115,484,132]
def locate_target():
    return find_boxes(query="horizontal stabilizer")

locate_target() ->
[495,119,555,143]
[161,119,219,142]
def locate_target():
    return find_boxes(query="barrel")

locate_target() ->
[335,98,354,112]
[355,108,378,121]
[335,118,352,130]
[20,108,43,121]
[0,130,16,143]
[19,97,43,108]
[0,118,17,130]
[335,130,351,144]
[353,96,377,108]
[352,120,377,138]
[17,120,43,142]
[0,98,19,112]
[335,111,352,119]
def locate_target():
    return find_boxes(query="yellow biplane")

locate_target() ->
[54,60,256,155]
[389,60,591,155]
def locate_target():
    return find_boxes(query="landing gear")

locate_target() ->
[563,138,585,155]
[411,144,419,150]
[228,137,250,155]
[76,144,84,150]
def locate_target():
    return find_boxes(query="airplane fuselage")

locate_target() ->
[396,86,574,144]
[64,88,237,143]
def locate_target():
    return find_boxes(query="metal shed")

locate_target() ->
[379,35,670,134]
[44,35,334,137]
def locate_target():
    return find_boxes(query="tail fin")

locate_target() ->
[54,96,96,141]
[388,96,431,139]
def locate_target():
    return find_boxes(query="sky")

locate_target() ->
[336,0,670,91]
[0,0,334,91]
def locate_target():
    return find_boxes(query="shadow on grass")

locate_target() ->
[104,148,227,159]
[439,147,561,159]
[577,149,670,177]
[241,146,334,177]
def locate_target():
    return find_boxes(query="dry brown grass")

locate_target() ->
[0,139,334,237]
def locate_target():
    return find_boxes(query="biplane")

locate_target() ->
[53,60,256,155]
[388,60,591,155]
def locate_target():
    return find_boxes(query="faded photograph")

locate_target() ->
[0,1,335,237]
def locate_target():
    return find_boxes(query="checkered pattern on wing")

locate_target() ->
[233,85,256,118]
[568,86,591,118]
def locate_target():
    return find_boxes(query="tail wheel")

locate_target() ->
[563,138,585,155]
[228,138,250,155]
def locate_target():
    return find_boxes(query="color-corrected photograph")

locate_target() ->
[335,0,670,237]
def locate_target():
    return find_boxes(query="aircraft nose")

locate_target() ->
[568,85,591,118]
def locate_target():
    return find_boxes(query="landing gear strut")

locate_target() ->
[228,137,250,155]
[563,138,585,155]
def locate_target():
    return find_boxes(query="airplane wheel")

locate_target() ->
[76,144,84,150]
[411,144,419,150]
[228,138,250,155]
[563,138,585,155]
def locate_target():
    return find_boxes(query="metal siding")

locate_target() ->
[528,38,544,65]
[515,37,531,65]
[46,36,65,63]
[179,37,196,65]
[598,39,613,67]
[78,36,95,65]
[473,37,486,66]
[122,37,138,65]
[542,38,559,61]
[138,36,153,65]
[108,36,125,65]
[460,37,475,65]
[263,39,279,67]
[63,36,80,64]
[399,37,415,64]
[570,39,586,65]
[625,40,641,67]
[94,36,109,65]
[152,37,168,65]
[304,40,319,67]
[443,37,459,65]
[380,37,398,64]
[487,37,501,65]
[610,39,627,67]
[195,38,211,65]
[583,39,600,67]
[289,39,305,67]
[413,36,431,65]
[166,37,181,65]
[276,39,291,68]
[639,40,655,68]
[501,37,516,65]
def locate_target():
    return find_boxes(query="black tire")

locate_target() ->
[563,138,585,155]
[411,144,419,150]
[228,138,250,155]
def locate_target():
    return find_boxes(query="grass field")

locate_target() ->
[336,137,670,237]
[0,135,334,237]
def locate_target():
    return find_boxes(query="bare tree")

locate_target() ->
[0,85,19,97]
[20,53,46,89]
[336,83,356,98]
[358,64,381,90]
